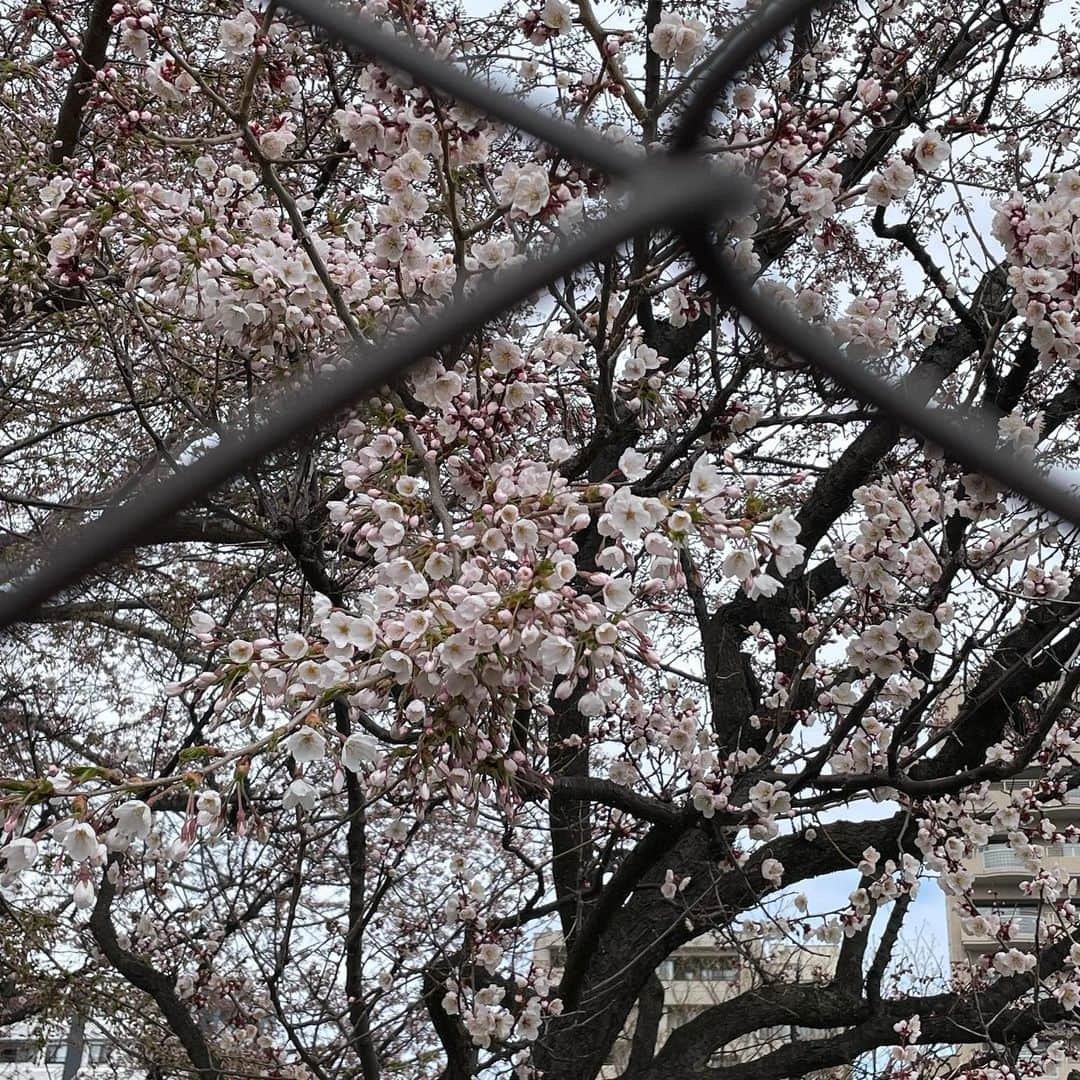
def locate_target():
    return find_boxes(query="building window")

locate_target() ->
[976,903,1041,937]
[45,1041,68,1063]
[984,843,1063,869]
[0,1041,36,1064]
[666,1004,709,1029]
[672,955,737,981]
[86,1041,111,1064]
[708,1047,742,1066]
[983,844,1027,869]
[1018,1036,1071,1076]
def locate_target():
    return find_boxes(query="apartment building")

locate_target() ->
[946,771,1080,1075]
[534,930,850,1076]
[0,1022,117,1080]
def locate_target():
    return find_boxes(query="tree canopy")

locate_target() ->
[5,0,1080,1076]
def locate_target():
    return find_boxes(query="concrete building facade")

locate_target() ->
[945,773,1080,1076]
[534,930,850,1076]
[0,1022,117,1080]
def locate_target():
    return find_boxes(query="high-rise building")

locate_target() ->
[945,771,1080,1076]
[534,930,851,1076]
[0,1022,116,1080]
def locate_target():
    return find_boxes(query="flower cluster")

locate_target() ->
[648,12,706,72]
[994,171,1080,369]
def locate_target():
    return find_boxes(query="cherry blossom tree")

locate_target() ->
[5,0,1080,1076]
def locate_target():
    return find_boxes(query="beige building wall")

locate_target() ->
[534,932,851,1076]
[945,772,1080,1075]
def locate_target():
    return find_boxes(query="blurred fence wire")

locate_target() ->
[0,0,1075,630]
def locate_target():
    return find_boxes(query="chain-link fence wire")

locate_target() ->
[0,0,1074,629]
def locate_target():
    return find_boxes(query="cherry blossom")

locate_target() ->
[282,726,327,764]
[62,822,99,863]
[4,0,1080,1074]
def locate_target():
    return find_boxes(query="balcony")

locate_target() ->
[545,943,739,986]
[1047,788,1080,815]
[0,1036,112,1077]
[667,955,738,983]
[997,781,1080,807]
[982,844,1037,873]
[981,842,1080,876]
[962,904,1043,948]
[995,780,1080,806]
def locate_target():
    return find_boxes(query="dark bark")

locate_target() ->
[89,867,223,1078]
[49,0,115,166]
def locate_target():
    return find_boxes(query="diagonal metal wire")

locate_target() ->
[0,163,743,627]
[0,0,1077,632]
